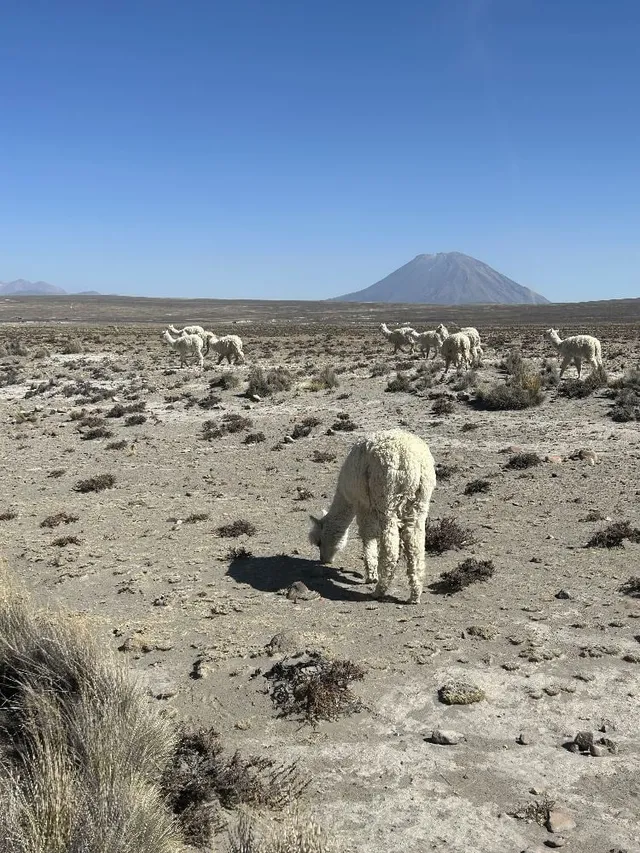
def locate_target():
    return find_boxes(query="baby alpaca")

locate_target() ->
[162,330,204,368]
[544,328,603,378]
[408,329,443,359]
[308,429,436,604]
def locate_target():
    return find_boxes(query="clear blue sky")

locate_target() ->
[1,0,639,301]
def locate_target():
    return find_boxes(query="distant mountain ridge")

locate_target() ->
[334,252,550,305]
[0,279,103,296]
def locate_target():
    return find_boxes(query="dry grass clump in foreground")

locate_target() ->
[505,452,542,470]
[228,809,337,853]
[217,519,257,538]
[474,355,544,410]
[433,558,495,593]
[73,472,116,492]
[0,567,185,853]
[246,366,294,398]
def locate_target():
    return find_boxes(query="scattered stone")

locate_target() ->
[283,435,295,444]
[590,744,607,757]
[529,690,544,699]
[544,685,561,696]
[599,718,616,733]
[555,589,571,599]
[438,680,485,705]
[546,836,568,847]
[265,631,302,656]
[190,657,212,679]
[574,730,594,751]
[545,454,563,464]
[517,732,533,745]
[284,581,320,603]
[502,661,520,671]
[428,729,465,745]
[623,652,640,663]
[234,719,252,730]
[546,809,576,834]
[466,624,497,640]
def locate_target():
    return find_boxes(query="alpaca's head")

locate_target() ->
[308,511,349,565]
[436,324,449,338]
[168,325,181,334]
[162,329,174,344]
[544,328,560,342]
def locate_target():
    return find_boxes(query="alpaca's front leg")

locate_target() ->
[559,356,570,378]
[574,357,582,379]
[374,520,400,599]
[356,511,379,583]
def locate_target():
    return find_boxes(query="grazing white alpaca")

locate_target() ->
[440,332,472,374]
[308,429,436,604]
[437,324,482,365]
[208,334,245,364]
[379,323,417,354]
[162,330,204,368]
[168,324,206,337]
[408,329,443,359]
[544,328,603,378]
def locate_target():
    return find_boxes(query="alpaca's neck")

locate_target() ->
[325,490,356,537]
[381,324,392,338]
[549,332,562,347]
[164,333,177,347]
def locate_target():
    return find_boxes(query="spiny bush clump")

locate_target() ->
[559,365,608,399]
[291,416,322,440]
[264,652,365,724]
[80,426,113,440]
[619,576,640,598]
[202,413,253,440]
[162,727,308,846]
[247,366,294,398]
[474,371,544,410]
[244,431,266,444]
[435,462,458,482]
[435,558,495,592]
[385,372,413,393]
[209,370,241,390]
[41,511,79,528]
[586,521,640,549]
[308,366,339,391]
[464,478,490,495]
[73,473,115,493]
[106,401,146,418]
[217,519,256,538]
[424,517,475,554]
[505,452,542,470]
[609,386,640,423]
[125,413,147,426]
[312,449,337,463]
[432,396,455,415]
[0,567,184,853]
[330,412,357,432]
[228,810,335,853]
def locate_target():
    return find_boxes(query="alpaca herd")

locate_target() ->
[162,324,245,367]
[161,318,604,602]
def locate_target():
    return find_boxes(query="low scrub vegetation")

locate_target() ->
[217,519,256,538]
[424,517,475,554]
[586,521,640,548]
[505,451,542,470]
[247,366,294,397]
[434,558,495,593]
[73,473,115,493]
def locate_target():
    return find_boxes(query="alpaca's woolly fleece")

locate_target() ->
[440,332,472,373]
[162,330,204,368]
[308,429,436,604]
[208,334,245,364]
[168,324,206,337]
[544,328,603,379]
[379,323,417,353]
[408,329,443,358]
[437,324,482,365]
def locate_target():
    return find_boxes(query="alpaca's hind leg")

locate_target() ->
[559,356,571,378]
[374,520,400,599]
[401,512,428,604]
[574,357,582,379]
[356,511,379,583]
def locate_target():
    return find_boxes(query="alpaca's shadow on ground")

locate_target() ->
[227,554,380,602]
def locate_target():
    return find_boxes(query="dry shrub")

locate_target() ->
[203,414,253,441]
[73,473,115,493]
[330,413,357,432]
[308,366,339,391]
[183,512,210,524]
[162,728,308,847]
[80,426,113,441]
[434,558,495,593]
[217,519,256,538]
[264,653,365,724]
[432,397,454,415]
[61,337,84,354]
[464,479,490,495]
[435,462,458,481]
[586,521,640,549]
[209,371,241,390]
[0,510,17,521]
[505,452,541,470]
[247,366,293,398]
[125,413,147,426]
[312,450,336,463]
[619,576,640,597]
[559,365,608,399]
[0,566,184,853]
[197,392,222,410]
[451,369,477,391]
[41,511,80,529]
[474,371,544,410]
[609,386,640,423]
[106,402,146,418]
[244,432,266,445]
[370,362,390,377]
[385,372,413,393]
[107,439,128,450]
[424,518,475,554]
[51,535,82,547]
[509,795,556,826]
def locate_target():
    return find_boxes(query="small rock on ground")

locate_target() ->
[546,809,576,833]
[428,729,465,745]
[438,680,485,705]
